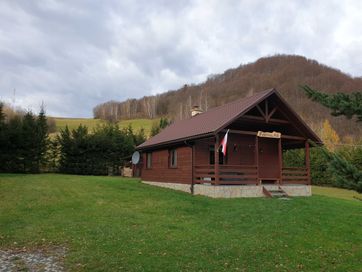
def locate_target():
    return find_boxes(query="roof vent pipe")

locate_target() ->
[191,105,203,117]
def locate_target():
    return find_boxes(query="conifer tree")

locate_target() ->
[57,123,136,175]
[47,138,60,172]
[150,117,170,136]
[134,128,146,146]
[0,103,7,171]
[58,126,72,173]
[301,85,362,121]
[319,146,362,193]
[36,104,49,171]
[0,104,50,173]
[6,115,22,172]
[150,122,160,137]
[22,112,38,172]
[159,117,170,129]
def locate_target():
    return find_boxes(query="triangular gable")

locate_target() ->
[216,89,322,143]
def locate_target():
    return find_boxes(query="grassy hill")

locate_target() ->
[0,174,361,271]
[52,117,157,136]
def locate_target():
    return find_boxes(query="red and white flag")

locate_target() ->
[220,129,229,156]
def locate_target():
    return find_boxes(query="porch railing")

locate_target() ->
[194,165,310,185]
[281,167,309,184]
[194,164,258,185]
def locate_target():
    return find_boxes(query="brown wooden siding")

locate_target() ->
[195,138,213,164]
[141,146,192,184]
[227,134,255,165]
[194,134,256,166]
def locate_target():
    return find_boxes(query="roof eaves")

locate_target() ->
[136,131,215,151]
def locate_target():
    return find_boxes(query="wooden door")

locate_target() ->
[258,138,280,180]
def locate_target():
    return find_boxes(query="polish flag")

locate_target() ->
[220,129,229,156]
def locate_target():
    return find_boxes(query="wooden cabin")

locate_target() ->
[135,89,322,198]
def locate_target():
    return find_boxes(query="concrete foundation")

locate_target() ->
[142,181,192,193]
[279,185,311,196]
[142,181,311,198]
[194,184,265,198]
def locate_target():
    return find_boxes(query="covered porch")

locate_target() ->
[193,130,311,187]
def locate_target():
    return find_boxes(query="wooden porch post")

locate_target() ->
[278,137,282,185]
[305,140,311,185]
[214,134,220,185]
[191,144,195,194]
[255,136,259,185]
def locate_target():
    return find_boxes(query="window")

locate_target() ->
[146,152,152,169]
[169,149,177,168]
[209,145,225,165]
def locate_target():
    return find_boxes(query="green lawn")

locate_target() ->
[1,174,362,271]
[312,185,362,201]
[53,117,157,135]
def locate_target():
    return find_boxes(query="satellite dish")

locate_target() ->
[132,151,141,164]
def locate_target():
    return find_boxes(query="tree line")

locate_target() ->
[0,102,146,175]
[55,124,145,175]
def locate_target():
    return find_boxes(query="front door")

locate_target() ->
[258,138,280,182]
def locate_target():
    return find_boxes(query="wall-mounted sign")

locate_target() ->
[257,131,281,138]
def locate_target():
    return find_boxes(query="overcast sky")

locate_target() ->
[0,0,361,117]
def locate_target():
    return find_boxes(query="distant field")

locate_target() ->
[53,117,158,135]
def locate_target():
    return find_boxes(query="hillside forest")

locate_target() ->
[93,55,362,142]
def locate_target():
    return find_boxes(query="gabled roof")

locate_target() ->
[137,88,321,150]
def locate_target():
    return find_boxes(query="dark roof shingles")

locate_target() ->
[137,89,274,149]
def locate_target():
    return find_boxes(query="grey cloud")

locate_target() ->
[0,0,361,117]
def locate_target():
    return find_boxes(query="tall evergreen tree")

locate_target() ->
[36,104,49,171]
[159,117,170,129]
[134,128,146,146]
[47,138,60,172]
[301,85,362,121]
[0,103,7,171]
[320,146,362,193]
[150,117,170,136]
[22,112,38,172]
[58,126,73,173]
[5,115,22,172]
[0,104,49,173]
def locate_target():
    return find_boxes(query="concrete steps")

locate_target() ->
[263,186,289,198]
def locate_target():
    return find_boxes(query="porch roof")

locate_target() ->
[137,88,321,150]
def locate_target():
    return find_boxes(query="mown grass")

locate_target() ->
[53,117,157,135]
[313,185,362,201]
[0,174,362,271]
